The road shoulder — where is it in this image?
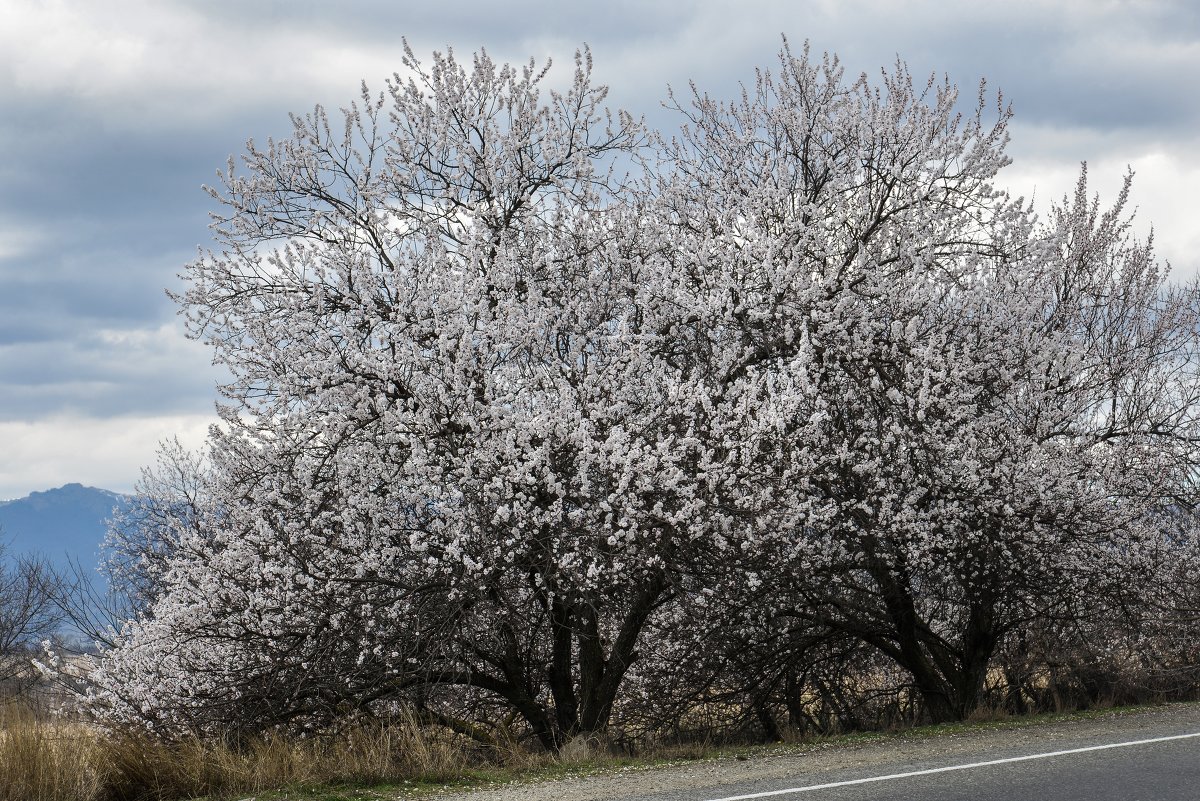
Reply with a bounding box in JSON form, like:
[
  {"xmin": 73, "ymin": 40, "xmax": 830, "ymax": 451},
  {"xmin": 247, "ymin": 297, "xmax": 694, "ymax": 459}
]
[{"xmin": 426, "ymin": 702, "xmax": 1200, "ymax": 801}]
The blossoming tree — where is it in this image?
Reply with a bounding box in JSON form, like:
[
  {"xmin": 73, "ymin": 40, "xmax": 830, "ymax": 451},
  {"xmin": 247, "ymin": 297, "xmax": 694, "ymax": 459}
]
[
  {"xmin": 84, "ymin": 41, "xmax": 1200, "ymax": 742},
  {"xmin": 652, "ymin": 45, "xmax": 1200, "ymax": 722}
]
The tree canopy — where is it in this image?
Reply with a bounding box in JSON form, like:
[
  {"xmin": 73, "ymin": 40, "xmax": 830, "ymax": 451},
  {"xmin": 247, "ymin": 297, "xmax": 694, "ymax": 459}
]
[{"xmin": 81, "ymin": 40, "xmax": 1200, "ymax": 744}]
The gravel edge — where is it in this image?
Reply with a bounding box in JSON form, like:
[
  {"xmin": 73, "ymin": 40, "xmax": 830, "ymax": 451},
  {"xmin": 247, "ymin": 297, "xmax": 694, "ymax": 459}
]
[{"xmin": 415, "ymin": 702, "xmax": 1200, "ymax": 801}]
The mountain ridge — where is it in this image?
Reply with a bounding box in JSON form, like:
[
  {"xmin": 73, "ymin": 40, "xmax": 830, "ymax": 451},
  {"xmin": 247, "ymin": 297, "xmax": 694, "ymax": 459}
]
[{"xmin": 0, "ymin": 483, "xmax": 129, "ymax": 571}]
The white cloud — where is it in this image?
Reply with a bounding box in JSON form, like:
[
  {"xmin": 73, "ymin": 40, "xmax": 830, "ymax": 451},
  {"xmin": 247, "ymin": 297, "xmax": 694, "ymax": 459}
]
[
  {"xmin": 0, "ymin": 222, "xmax": 45, "ymax": 262},
  {"xmin": 1003, "ymin": 126, "xmax": 1200, "ymax": 281},
  {"xmin": 0, "ymin": 0, "xmax": 415, "ymax": 130},
  {"xmin": 92, "ymin": 321, "xmax": 205, "ymax": 360},
  {"xmin": 0, "ymin": 413, "xmax": 215, "ymax": 500}
]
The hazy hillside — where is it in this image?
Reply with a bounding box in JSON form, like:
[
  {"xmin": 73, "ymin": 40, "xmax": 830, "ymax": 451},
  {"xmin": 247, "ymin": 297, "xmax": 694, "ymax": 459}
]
[{"xmin": 0, "ymin": 483, "xmax": 127, "ymax": 571}]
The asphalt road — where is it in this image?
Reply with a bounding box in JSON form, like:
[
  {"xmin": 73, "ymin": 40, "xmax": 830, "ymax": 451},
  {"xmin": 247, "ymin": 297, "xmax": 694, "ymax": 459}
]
[
  {"xmin": 436, "ymin": 703, "xmax": 1200, "ymax": 801},
  {"xmin": 630, "ymin": 721, "xmax": 1200, "ymax": 801}
]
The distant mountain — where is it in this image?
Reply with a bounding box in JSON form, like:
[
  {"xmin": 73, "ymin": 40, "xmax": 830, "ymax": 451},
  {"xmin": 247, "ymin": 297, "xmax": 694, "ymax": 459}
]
[{"xmin": 0, "ymin": 483, "xmax": 128, "ymax": 572}]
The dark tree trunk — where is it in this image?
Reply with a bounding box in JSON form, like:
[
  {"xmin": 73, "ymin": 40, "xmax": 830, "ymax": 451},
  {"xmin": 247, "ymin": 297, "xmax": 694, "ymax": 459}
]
[
  {"xmin": 863, "ymin": 554, "xmax": 1001, "ymax": 723},
  {"xmin": 549, "ymin": 597, "xmax": 580, "ymax": 737},
  {"xmin": 755, "ymin": 700, "xmax": 783, "ymax": 741},
  {"xmin": 468, "ymin": 573, "xmax": 669, "ymax": 750}
]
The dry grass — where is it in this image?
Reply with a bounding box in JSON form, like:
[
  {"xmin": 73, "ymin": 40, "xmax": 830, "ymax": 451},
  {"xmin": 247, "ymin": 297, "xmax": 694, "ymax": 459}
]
[
  {"xmin": 0, "ymin": 703, "xmax": 108, "ymax": 801},
  {"xmin": 103, "ymin": 722, "xmax": 474, "ymax": 800},
  {"xmin": 4, "ymin": 689, "xmax": 1182, "ymax": 801},
  {"xmin": 0, "ymin": 704, "xmax": 485, "ymax": 801},
  {"xmin": 0, "ymin": 700, "xmax": 738, "ymax": 801}
]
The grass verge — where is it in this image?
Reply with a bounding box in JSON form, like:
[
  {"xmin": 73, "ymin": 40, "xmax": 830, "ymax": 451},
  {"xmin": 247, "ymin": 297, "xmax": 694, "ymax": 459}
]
[
  {"xmin": 300, "ymin": 700, "xmax": 1200, "ymax": 801},
  {"xmin": 2, "ymin": 700, "xmax": 1195, "ymax": 801}
]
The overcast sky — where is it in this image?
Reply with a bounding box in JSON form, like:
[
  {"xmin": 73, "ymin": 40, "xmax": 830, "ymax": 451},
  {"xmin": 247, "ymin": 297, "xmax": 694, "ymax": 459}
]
[{"xmin": 1, "ymin": 0, "xmax": 1198, "ymax": 499}]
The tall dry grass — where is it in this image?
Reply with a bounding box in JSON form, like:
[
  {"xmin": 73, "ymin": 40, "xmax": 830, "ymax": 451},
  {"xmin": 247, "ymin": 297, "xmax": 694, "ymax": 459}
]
[
  {"xmin": 0, "ymin": 703, "xmax": 108, "ymax": 801},
  {"xmin": 104, "ymin": 717, "xmax": 479, "ymax": 800},
  {"xmin": 0, "ymin": 703, "xmax": 485, "ymax": 801}
]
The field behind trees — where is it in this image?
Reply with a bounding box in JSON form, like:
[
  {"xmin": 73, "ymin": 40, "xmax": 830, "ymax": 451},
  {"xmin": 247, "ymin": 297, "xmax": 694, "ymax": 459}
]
[{"xmin": 6, "ymin": 38, "xmax": 1200, "ymax": 801}]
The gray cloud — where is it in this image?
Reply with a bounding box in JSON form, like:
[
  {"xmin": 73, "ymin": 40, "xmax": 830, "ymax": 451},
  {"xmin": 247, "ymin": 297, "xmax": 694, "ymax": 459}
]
[
  {"xmin": 1, "ymin": 0, "xmax": 1198, "ymax": 497},
  {"xmin": 0, "ymin": 318, "xmax": 222, "ymax": 418}
]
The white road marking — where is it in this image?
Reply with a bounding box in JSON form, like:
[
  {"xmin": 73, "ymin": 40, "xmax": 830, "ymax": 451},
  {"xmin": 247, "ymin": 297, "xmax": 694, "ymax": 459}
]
[{"xmin": 702, "ymin": 730, "xmax": 1200, "ymax": 800}]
